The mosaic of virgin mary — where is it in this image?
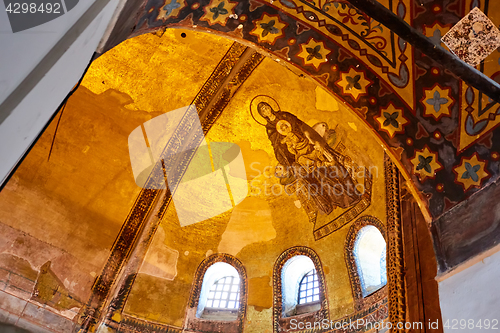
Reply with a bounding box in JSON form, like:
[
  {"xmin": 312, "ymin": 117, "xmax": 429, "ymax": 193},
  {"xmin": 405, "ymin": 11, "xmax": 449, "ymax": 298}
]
[{"xmin": 255, "ymin": 100, "xmax": 362, "ymax": 216}]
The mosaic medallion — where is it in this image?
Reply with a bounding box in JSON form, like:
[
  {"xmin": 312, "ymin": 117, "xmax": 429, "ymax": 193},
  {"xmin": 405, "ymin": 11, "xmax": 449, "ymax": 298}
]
[{"xmin": 442, "ymin": 7, "xmax": 500, "ymax": 66}]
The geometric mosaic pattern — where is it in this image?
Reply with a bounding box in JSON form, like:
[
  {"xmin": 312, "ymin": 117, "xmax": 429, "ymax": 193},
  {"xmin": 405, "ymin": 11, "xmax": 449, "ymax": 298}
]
[
  {"xmin": 453, "ymin": 153, "xmax": 490, "ymax": 191},
  {"xmin": 375, "ymin": 103, "xmax": 409, "ymax": 138}
]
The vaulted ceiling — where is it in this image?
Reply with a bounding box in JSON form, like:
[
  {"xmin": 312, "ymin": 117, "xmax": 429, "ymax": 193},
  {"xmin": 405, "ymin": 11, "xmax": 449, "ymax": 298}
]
[
  {"xmin": 1, "ymin": 0, "xmax": 499, "ymax": 331},
  {"xmin": 0, "ymin": 27, "xmax": 391, "ymax": 330},
  {"xmin": 103, "ymin": 0, "xmax": 500, "ymax": 222}
]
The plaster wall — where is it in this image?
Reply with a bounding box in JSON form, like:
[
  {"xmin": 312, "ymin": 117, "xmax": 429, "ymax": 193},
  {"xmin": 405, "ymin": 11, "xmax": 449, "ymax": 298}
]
[{"xmin": 438, "ymin": 248, "xmax": 500, "ymax": 333}]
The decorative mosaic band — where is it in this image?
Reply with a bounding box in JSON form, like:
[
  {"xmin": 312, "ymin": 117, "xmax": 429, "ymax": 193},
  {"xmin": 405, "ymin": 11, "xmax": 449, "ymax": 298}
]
[
  {"xmin": 118, "ymin": 314, "xmax": 182, "ymax": 333},
  {"xmin": 383, "ymin": 153, "xmax": 405, "ymax": 330}
]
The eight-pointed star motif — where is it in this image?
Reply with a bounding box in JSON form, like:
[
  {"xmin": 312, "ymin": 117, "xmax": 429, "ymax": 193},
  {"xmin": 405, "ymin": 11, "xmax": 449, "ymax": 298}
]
[
  {"xmin": 410, "ymin": 146, "xmax": 443, "ymax": 181},
  {"xmin": 427, "ymin": 91, "xmax": 449, "ymax": 112},
  {"xmin": 453, "ymin": 153, "xmax": 490, "ymax": 191},
  {"xmin": 297, "ymin": 38, "xmax": 332, "ymax": 71},
  {"xmin": 421, "ymin": 85, "xmax": 453, "ymax": 120},
  {"xmin": 335, "ymin": 67, "xmax": 372, "ymax": 101},
  {"xmin": 201, "ymin": 0, "xmax": 237, "ymax": 26},
  {"xmin": 375, "ymin": 103, "xmax": 409, "ymax": 138},
  {"xmin": 250, "ymin": 14, "xmax": 288, "ymax": 44}
]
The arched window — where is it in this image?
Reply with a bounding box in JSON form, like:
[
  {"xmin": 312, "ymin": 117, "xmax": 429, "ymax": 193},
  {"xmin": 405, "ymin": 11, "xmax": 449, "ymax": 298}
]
[
  {"xmin": 345, "ymin": 216, "xmax": 387, "ymax": 310},
  {"xmin": 197, "ymin": 262, "xmax": 240, "ymax": 320},
  {"xmin": 281, "ymin": 255, "xmax": 321, "ymax": 316},
  {"xmin": 273, "ymin": 247, "xmax": 329, "ymax": 333},
  {"xmin": 354, "ymin": 225, "xmax": 387, "ymax": 297},
  {"xmin": 186, "ymin": 254, "xmax": 247, "ymax": 333}
]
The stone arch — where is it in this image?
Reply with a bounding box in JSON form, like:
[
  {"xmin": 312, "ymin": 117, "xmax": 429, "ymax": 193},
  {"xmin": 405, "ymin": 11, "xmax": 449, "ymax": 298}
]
[{"xmin": 76, "ymin": 20, "xmax": 414, "ymax": 331}]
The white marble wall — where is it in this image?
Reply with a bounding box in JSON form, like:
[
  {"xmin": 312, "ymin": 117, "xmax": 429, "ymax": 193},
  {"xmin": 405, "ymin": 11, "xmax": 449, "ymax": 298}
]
[
  {"xmin": 438, "ymin": 248, "xmax": 500, "ymax": 333},
  {"xmin": 0, "ymin": 0, "xmax": 121, "ymax": 186}
]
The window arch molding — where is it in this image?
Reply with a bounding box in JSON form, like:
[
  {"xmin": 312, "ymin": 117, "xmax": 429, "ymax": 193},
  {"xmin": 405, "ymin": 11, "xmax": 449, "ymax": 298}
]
[
  {"xmin": 344, "ymin": 215, "xmax": 387, "ymax": 310},
  {"xmin": 273, "ymin": 247, "xmax": 329, "ymax": 333},
  {"xmin": 186, "ymin": 253, "xmax": 247, "ymax": 333}
]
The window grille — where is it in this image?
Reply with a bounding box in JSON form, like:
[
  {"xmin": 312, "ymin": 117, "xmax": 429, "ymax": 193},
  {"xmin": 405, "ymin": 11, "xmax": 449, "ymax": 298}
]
[
  {"xmin": 298, "ymin": 269, "xmax": 320, "ymax": 304},
  {"xmin": 206, "ymin": 276, "xmax": 240, "ymax": 309}
]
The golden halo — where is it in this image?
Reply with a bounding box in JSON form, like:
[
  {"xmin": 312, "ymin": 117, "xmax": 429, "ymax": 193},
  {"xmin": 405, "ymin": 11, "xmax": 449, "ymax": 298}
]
[
  {"xmin": 276, "ymin": 120, "xmax": 292, "ymax": 135},
  {"xmin": 250, "ymin": 95, "xmax": 281, "ymax": 126}
]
